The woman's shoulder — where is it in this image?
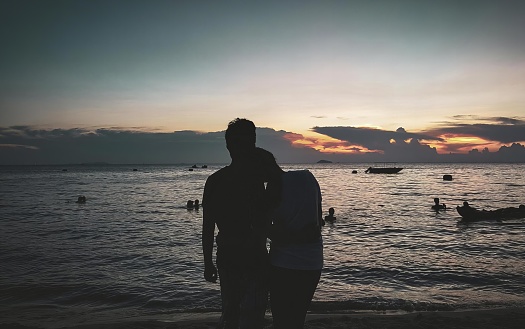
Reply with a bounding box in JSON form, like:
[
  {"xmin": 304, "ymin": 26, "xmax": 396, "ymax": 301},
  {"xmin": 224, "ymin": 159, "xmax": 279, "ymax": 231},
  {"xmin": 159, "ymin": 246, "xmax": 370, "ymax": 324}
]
[{"xmin": 285, "ymin": 169, "xmax": 312, "ymax": 177}]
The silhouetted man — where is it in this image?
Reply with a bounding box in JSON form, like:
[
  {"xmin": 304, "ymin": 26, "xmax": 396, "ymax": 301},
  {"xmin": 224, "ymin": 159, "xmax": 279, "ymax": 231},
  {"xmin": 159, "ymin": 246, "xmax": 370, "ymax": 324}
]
[{"xmin": 202, "ymin": 118, "xmax": 268, "ymax": 329}]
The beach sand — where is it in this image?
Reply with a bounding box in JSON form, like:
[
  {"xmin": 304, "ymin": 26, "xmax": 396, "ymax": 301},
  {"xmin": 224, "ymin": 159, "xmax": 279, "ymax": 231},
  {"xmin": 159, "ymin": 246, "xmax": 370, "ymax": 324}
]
[{"xmin": 41, "ymin": 307, "xmax": 525, "ymax": 329}]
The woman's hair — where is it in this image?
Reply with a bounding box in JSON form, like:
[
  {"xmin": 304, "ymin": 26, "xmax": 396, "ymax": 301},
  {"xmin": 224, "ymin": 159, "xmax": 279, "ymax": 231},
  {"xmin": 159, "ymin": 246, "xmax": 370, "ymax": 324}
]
[
  {"xmin": 254, "ymin": 147, "xmax": 276, "ymax": 169},
  {"xmin": 254, "ymin": 147, "xmax": 282, "ymax": 208}
]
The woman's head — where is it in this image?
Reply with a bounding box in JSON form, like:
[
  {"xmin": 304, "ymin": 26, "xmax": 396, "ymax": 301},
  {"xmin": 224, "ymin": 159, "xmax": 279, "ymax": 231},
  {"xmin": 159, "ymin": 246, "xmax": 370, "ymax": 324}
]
[
  {"xmin": 253, "ymin": 147, "xmax": 283, "ymax": 208},
  {"xmin": 253, "ymin": 147, "xmax": 282, "ymax": 181}
]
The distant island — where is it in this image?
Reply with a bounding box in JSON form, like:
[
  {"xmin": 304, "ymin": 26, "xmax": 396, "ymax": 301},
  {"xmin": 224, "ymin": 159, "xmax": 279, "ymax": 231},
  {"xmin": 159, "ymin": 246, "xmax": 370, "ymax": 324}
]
[{"xmin": 317, "ymin": 160, "xmax": 333, "ymax": 163}]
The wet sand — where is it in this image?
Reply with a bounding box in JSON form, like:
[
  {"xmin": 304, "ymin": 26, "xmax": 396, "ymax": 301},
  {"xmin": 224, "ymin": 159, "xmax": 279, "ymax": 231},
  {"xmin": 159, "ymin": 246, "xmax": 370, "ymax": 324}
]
[{"xmin": 40, "ymin": 307, "xmax": 525, "ymax": 329}]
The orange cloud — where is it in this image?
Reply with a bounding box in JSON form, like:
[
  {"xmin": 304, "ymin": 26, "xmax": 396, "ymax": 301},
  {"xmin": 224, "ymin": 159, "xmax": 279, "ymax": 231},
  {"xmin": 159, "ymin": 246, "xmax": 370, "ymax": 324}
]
[
  {"xmin": 283, "ymin": 132, "xmax": 376, "ymax": 154},
  {"xmin": 424, "ymin": 134, "xmax": 503, "ymax": 154}
]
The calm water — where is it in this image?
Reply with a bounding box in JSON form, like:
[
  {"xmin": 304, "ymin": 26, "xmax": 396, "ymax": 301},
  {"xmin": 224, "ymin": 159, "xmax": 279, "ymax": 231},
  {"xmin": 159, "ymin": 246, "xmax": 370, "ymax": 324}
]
[{"xmin": 1, "ymin": 163, "xmax": 525, "ymax": 328}]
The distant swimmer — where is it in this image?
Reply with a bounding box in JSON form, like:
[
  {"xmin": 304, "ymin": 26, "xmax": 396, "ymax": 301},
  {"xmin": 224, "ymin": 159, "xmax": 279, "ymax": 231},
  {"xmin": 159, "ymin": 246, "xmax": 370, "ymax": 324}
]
[
  {"xmin": 431, "ymin": 198, "xmax": 446, "ymax": 210},
  {"xmin": 194, "ymin": 199, "xmax": 200, "ymax": 209},
  {"xmin": 76, "ymin": 196, "xmax": 87, "ymax": 203},
  {"xmin": 186, "ymin": 200, "xmax": 194, "ymax": 209},
  {"xmin": 324, "ymin": 207, "xmax": 336, "ymax": 223}
]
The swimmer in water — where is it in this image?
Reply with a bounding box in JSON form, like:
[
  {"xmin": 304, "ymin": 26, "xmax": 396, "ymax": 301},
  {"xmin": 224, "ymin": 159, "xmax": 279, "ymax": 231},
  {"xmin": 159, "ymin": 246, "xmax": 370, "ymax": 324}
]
[
  {"xmin": 324, "ymin": 207, "xmax": 336, "ymax": 223},
  {"xmin": 431, "ymin": 198, "xmax": 446, "ymax": 210}
]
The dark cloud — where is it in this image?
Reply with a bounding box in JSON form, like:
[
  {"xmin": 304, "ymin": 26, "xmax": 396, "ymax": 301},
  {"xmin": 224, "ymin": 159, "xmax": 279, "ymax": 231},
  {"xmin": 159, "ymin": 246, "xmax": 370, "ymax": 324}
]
[
  {"xmin": 489, "ymin": 117, "xmax": 525, "ymax": 125},
  {"xmin": 312, "ymin": 124, "xmax": 525, "ymax": 162},
  {"xmin": 310, "ymin": 126, "xmax": 445, "ymax": 162},
  {"xmin": 441, "ymin": 143, "xmax": 525, "ymax": 162},
  {"xmin": 1, "ymin": 124, "xmax": 524, "ymax": 165},
  {"xmin": 257, "ymin": 128, "xmax": 323, "ymax": 163},
  {"xmin": 424, "ymin": 121, "xmax": 525, "ymax": 144},
  {"xmin": 0, "ymin": 143, "xmax": 38, "ymax": 150},
  {"xmin": 450, "ymin": 115, "xmax": 525, "ymax": 126},
  {"xmin": 312, "ymin": 126, "xmax": 442, "ymax": 151},
  {"xmin": 0, "ymin": 126, "xmax": 225, "ymax": 165},
  {"xmin": 0, "ymin": 126, "xmax": 324, "ymax": 165}
]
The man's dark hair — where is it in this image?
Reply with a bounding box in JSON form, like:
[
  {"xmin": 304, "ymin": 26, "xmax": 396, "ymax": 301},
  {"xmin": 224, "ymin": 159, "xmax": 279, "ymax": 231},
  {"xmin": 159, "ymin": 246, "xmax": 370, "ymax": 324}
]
[{"xmin": 225, "ymin": 118, "xmax": 256, "ymax": 159}]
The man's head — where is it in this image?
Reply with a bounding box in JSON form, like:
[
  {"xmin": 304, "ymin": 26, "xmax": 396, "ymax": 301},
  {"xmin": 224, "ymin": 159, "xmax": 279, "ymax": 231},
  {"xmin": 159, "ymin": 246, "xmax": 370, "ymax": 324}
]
[{"xmin": 225, "ymin": 118, "xmax": 256, "ymax": 160}]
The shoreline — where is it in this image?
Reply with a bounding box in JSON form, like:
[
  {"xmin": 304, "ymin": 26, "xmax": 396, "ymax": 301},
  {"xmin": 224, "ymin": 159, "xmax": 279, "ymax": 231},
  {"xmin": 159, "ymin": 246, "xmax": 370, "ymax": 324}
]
[{"xmin": 5, "ymin": 307, "xmax": 524, "ymax": 329}]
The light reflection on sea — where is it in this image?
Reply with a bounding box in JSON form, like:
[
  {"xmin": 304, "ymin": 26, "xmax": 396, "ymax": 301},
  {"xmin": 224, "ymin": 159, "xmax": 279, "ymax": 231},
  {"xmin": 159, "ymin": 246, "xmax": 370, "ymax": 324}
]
[{"xmin": 1, "ymin": 163, "xmax": 524, "ymax": 327}]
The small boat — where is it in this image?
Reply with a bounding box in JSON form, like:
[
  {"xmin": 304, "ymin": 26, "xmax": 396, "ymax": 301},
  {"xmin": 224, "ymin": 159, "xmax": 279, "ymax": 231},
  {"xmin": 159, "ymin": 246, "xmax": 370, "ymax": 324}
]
[
  {"xmin": 365, "ymin": 166, "xmax": 403, "ymax": 174},
  {"xmin": 443, "ymin": 174, "xmax": 453, "ymax": 181},
  {"xmin": 457, "ymin": 202, "xmax": 525, "ymax": 221}
]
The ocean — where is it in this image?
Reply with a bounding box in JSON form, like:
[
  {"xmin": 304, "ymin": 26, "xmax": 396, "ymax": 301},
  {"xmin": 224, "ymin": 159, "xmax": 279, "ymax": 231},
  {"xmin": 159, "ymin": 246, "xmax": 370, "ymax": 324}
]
[{"xmin": 1, "ymin": 163, "xmax": 524, "ymax": 328}]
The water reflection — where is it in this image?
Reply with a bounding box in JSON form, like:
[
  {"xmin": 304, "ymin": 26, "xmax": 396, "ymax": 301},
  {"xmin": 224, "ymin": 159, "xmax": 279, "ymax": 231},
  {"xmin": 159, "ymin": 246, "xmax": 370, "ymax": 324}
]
[{"xmin": 1, "ymin": 163, "xmax": 525, "ymax": 324}]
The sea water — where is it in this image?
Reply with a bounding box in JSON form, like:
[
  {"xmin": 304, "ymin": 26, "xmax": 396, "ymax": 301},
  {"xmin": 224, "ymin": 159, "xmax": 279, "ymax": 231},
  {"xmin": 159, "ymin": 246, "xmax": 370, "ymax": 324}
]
[{"xmin": 1, "ymin": 163, "xmax": 524, "ymax": 328}]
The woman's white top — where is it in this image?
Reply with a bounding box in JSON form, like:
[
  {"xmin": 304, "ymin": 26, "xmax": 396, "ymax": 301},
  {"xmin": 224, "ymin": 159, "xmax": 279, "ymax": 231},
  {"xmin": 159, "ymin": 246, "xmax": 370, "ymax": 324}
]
[{"xmin": 270, "ymin": 170, "xmax": 323, "ymax": 270}]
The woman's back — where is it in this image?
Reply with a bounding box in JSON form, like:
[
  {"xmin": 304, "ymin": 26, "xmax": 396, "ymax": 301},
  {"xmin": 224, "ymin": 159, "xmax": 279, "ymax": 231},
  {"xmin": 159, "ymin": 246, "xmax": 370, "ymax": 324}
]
[{"xmin": 270, "ymin": 170, "xmax": 323, "ymax": 270}]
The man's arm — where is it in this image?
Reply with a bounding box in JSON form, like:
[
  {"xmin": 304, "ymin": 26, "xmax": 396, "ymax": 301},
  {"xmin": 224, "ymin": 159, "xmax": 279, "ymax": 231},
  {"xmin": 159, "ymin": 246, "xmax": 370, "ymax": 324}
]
[{"xmin": 202, "ymin": 178, "xmax": 217, "ymax": 283}]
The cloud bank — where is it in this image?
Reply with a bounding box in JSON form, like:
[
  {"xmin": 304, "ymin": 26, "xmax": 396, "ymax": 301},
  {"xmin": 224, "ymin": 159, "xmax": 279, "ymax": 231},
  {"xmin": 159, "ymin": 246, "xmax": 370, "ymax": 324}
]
[
  {"xmin": 312, "ymin": 126, "xmax": 444, "ymax": 162},
  {"xmin": 1, "ymin": 119, "xmax": 524, "ymax": 165},
  {"xmin": 423, "ymin": 116, "xmax": 525, "ymax": 144},
  {"xmin": 0, "ymin": 126, "xmax": 321, "ymax": 165}
]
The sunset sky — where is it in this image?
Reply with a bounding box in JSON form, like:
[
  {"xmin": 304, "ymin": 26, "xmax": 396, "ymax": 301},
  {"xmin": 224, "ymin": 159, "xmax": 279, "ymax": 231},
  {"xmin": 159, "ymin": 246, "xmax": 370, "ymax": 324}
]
[{"xmin": 1, "ymin": 0, "xmax": 524, "ymax": 164}]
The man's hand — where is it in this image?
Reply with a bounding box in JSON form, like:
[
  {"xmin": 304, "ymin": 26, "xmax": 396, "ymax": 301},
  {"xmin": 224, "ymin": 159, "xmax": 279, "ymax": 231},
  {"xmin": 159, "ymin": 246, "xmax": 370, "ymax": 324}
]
[{"xmin": 204, "ymin": 263, "xmax": 218, "ymax": 283}]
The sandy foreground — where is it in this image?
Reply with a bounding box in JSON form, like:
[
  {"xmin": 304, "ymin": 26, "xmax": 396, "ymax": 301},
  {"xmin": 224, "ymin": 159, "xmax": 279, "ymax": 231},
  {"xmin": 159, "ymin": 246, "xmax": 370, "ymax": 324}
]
[{"xmin": 23, "ymin": 307, "xmax": 521, "ymax": 329}]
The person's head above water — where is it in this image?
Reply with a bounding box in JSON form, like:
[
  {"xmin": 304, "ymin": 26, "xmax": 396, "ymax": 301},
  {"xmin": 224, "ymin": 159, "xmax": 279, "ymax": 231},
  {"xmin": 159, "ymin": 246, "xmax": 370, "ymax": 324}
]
[
  {"xmin": 328, "ymin": 207, "xmax": 335, "ymax": 215},
  {"xmin": 225, "ymin": 118, "xmax": 256, "ymax": 161},
  {"xmin": 434, "ymin": 198, "xmax": 440, "ymax": 205}
]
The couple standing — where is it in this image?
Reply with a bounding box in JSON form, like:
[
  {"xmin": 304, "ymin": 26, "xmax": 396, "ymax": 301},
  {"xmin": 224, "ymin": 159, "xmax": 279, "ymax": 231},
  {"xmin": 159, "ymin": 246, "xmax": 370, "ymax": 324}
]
[{"xmin": 202, "ymin": 118, "xmax": 324, "ymax": 329}]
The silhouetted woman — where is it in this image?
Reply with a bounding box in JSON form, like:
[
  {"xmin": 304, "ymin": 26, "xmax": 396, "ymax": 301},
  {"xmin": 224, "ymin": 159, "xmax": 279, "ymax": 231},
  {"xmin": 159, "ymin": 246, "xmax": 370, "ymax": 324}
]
[{"xmin": 253, "ymin": 147, "xmax": 323, "ymax": 329}]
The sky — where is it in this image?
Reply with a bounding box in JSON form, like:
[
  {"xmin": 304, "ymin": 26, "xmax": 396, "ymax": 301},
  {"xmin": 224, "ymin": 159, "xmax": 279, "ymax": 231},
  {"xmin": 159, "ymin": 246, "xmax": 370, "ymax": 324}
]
[{"xmin": 1, "ymin": 0, "xmax": 524, "ymax": 164}]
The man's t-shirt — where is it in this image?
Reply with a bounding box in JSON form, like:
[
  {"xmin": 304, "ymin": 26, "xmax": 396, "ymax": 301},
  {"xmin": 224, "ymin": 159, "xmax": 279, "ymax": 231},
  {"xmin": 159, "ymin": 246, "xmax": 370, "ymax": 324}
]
[{"xmin": 203, "ymin": 165, "xmax": 268, "ymax": 268}]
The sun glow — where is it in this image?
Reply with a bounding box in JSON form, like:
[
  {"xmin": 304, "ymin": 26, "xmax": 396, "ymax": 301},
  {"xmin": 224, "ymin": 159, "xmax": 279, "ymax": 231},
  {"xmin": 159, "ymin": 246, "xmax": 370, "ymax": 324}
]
[
  {"xmin": 426, "ymin": 135, "xmax": 501, "ymax": 154},
  {"xmin": 284, "ymin": 132, "xmax": 375, "ymax": 154}
]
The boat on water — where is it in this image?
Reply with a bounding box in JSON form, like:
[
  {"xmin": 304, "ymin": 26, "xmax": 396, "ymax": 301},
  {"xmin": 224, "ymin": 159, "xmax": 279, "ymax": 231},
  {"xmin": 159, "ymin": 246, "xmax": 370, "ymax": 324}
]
[
  {"xmin": 365, "ymin": 166, "xmax": 403, "ymax": 174},
  {"xmin": 456, "ymin": 202, "xmax": 525, "ymax": 221}
]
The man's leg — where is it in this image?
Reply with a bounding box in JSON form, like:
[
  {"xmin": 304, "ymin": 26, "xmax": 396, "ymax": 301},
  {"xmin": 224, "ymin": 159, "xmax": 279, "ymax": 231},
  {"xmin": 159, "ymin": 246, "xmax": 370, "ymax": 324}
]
[
  {"xmin": 217, "ymin": 267, "xmax": 242, "ymax": 329},
  {"xmin": 238, "ymin": 267, "xmax": 268, "ymax": 329}
]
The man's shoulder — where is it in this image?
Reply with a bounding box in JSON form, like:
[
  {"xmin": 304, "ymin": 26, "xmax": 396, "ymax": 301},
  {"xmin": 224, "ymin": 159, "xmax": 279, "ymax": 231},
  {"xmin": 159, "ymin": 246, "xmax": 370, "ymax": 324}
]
[
  {"xmin": 208, "ymin": 165, "xmax": 232, "ymax": 178},
  {"xmin": 205, "ymin": 165, "xmax": 234, "ymax": 185}
]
